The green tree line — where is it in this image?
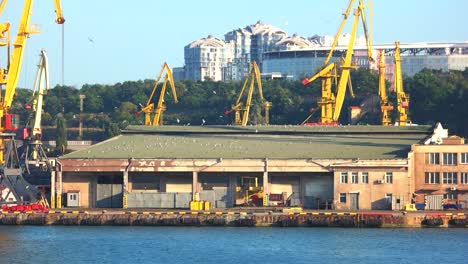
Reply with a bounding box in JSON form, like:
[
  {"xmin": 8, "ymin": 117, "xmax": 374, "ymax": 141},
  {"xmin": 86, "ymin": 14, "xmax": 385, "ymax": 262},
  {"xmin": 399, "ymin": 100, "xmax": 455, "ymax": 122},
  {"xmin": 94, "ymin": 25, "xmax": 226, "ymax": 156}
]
[{"xmin": 10, "ymin": 68, "xmax": 468, "ymax": 140}]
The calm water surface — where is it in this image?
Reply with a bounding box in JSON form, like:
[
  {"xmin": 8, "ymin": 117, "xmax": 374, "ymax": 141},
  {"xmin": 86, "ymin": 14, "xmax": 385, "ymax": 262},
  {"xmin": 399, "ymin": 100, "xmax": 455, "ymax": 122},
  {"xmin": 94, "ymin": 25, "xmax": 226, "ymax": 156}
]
[{"xmin": 0, "ymin": 226, "xmax": 466, "ymax": 264}]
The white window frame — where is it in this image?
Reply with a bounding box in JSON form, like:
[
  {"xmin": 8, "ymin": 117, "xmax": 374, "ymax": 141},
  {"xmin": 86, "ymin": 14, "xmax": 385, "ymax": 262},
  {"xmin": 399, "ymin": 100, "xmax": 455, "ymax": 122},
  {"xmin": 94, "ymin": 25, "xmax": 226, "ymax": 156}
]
[
  {"xmin": 341, "ymin": 172, "xmax": 348, "ymax": 184},
  {"xmin": 461, "ymin": 153, "xmax": 468, "ymax": 164},
  {"xmin": 361, "ymin": 172, "xmax": 369, "ymax": 184},
  {"xmin": 425, "ymin": 172, "xmax": 440, "ymax": 184},
  {"xmin": 385, "ymin": 172, "xmax": 393, "ymax": 184},
  {"xmin": 461, "ymin": 172, "xmax": 468, "ymax": 184},
  {"xmin": 443, "ymin": 172, "xmax": 457, "ymax": 184},
  {"xmin": 425, "ymin": 152, "xmax": 440, "ymax": 164},
  {"xmin": 351, "ymin": 172, "xmax": 358, "ymax": 184},
  {"xmin": 443, "ymin": 153, "xmax": 457, "ymax": 165}
]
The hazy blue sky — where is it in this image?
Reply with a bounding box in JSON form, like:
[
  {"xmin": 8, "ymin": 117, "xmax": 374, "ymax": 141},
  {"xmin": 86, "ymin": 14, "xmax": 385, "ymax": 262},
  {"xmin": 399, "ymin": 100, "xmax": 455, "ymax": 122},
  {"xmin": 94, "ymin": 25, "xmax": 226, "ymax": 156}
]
[{"xmin": 2, "ymin": 0, "xmax": 467, "ymax": 88}]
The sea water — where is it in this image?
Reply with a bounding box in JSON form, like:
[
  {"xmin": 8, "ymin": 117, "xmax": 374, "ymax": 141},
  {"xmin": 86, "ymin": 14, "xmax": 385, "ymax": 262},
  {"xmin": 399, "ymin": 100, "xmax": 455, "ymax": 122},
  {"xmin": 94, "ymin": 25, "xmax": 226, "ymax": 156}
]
[{"xmin": 0, "ymin": 226, "xmax": 466, "ymax": 263}]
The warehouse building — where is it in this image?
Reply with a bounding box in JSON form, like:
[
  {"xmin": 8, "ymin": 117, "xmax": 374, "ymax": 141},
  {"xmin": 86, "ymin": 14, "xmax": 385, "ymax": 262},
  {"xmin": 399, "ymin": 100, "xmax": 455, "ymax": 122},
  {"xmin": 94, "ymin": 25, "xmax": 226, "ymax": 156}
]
[{"xmin": 52, "ymin": 125, "xmax": 440, "ymax": 211}]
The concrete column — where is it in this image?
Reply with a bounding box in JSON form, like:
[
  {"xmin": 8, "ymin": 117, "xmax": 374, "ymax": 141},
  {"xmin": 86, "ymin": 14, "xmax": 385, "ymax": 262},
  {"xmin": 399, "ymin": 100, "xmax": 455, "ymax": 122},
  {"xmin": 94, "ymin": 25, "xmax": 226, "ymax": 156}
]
[
  {"xmin": 57, "ymin": 170, "xmax": 62, "ymax": 208},
  {"xmin": 300, "ymin": 175, "xmax": 304, "ymax": 208},
  {"xmin": 192, "ymin": 171, "xmax": 199, "ymax": 200},
  {"xmin": 263, "ymin": 159, "xmax": 269, "ymax": 206},
  {"xmin": 50, "ymin": 170, "xmax": 56, "ymax": 209},
  {"xmin": 229, "ymin": 174, "xmax": 237, "ymax": 208},
  {"xmin": 123, "ymin": 171, "xmax": 128, "ymax": 209}
]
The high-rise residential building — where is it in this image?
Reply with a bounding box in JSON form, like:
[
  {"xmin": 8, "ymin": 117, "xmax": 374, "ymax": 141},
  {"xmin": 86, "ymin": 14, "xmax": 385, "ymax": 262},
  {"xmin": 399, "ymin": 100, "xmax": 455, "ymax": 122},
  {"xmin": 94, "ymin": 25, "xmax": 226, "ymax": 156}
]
[
  {"xmin": 225, "ymin": 20, "xmax": 287, "ymax": 80},
  {"xmin": 180, "ymin": 21, "xmax": 468, "ymax": 83},
  {"xmin": 184, "ymin": 35, "xmax": 234, "ymax": 81},
  {"xmin": 276, "ymin": 34, "xmax": 317, "ymax": 50}
]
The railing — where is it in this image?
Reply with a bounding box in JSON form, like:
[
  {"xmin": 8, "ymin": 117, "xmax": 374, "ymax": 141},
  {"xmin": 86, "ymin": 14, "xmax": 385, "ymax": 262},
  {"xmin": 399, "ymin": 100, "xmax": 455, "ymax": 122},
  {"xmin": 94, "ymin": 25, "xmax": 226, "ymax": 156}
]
[{"xmin": 45, "ymin": 140, "xmax": 94, "ymax": 146}]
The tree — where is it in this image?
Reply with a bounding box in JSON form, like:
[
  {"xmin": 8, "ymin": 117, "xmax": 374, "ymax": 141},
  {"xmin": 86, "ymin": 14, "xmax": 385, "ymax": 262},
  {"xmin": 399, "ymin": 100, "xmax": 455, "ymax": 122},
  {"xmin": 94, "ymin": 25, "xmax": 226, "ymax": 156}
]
[
  {"xmin": 105, "ymin": 123, "xmax": 121, "ymax": 138},
  {"xmin": 8, "ymin": 69, "xmax": 467, "ymax": 140},
  {"xmin": 56, "ymin": 115, "xmax": 67, "ymax": 154}
]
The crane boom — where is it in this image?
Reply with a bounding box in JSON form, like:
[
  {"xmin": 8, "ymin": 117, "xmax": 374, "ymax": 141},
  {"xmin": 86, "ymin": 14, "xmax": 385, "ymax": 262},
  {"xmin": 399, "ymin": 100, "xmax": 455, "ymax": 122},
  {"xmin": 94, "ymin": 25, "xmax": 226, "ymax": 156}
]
[
  {"xmin": 302, "ymin": 0, "xmax": 373, "ymax": 125},
  {"xmin": 2, "ymin": 0, "xmax": 64, "ymax": 112},
  {"xmin": 229, "ymin": 61, "xmax": 271, "ymax": 126},
  {"xmin": 394, "ymin": 41, "xmax": 410, "ymax": 126},
  {"xmin": 0, "ymin": 1, "xmax": 7, "ymax": 16},
  {"xmin": 323, "ymin": 0, "xmax": 356, "ymax": 66},
  {"xmin": 20, "ymin": 49, "xmax": 51, "ymax": 174},
  {"xmin": 53, "ymin": 0, "xmax": 65, "ymax": 24},
  {"xmin": 2, "ymin": 1, "xmax": 36, "ymax": 113},
  {"xmin": 139, "ymin": 62, "xmax": 178, "ymax": 126},
  {"xmin": 31, "ymin": 49, "xmax": 49, "ymax": 137},
  {"xmin": 378, "ymin": 50, "xmax": 393, "ymax": 126},
  {"xmin": 332, "ymin": 7, "xmax": 360, "ymax": 121}
]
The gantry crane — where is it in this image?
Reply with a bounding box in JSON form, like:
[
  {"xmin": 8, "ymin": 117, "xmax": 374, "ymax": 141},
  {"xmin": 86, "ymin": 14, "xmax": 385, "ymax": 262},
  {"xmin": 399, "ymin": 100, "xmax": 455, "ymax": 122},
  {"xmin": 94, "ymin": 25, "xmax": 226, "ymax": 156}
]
[
  {"xmin": 227, "ymin": 61, "xmax": 271, "ymax": 126},
  {"xmin": 20, "ymin": 49, "xmax": 51, "ymax": 174},
  {"xmin": 302, "ymin": 0, "xmax": 373, "ymax": 125},
  {"xmin": 394, "ymin": 41, "xmax": 410, "ymax": 126},
  {"xmin": 378, "ymin": 50, "xmax": 393, "ymax": 126},
  {"xmin": 137, "ymin": 62, "xmax": 178, "ymax": 126},
  {"xmin": 0, "ymin": 0, "xmax": 64, "ymax": 206}
]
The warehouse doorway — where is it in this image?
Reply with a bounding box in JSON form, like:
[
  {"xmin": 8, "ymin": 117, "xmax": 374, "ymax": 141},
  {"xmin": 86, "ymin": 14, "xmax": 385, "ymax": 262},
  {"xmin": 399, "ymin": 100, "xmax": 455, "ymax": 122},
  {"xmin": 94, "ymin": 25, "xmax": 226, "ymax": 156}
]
[
  {"xmin": 96, "ymin": 175, "xmax": 123, "ymax": 208},
  {"xmin": 350, "ymin": 193, "xmax": 359, "ymax": 210}
]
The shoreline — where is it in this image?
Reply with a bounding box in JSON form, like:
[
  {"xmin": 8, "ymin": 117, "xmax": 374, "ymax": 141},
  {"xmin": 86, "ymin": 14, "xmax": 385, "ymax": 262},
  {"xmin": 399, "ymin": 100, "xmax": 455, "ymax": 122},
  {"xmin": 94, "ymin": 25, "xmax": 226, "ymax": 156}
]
[{"xmin": 1, "ymin": 210, "xmax": 466, "ymax": 228}]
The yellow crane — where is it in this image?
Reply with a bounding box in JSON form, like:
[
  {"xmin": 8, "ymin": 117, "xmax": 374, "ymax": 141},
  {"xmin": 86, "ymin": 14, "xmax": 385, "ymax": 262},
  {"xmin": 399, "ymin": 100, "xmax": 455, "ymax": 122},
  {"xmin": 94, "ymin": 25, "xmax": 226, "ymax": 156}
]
[
  {"xmin": 138, "ymin": 62, "xmax": 178, "ymax": 126},
  {"xmin": 0, "ymin": 0, "xmax": 63, "ymax": 207},
  {"xmin": 394, "ymin": 41, "xmax": 410, "ymax": 126},
  {"xmin": 378, "ymin": 50, "xmax": 393, "ymax": 126},
  {"xmin": 228, "ymin": 61, "xmax": 271, "ymax": 126},
  {"xmin": 302, "ymin": 0, "xmax": 373, "ymax": 125},
  {"xmin": 0, "ymin": 0, "xmax": 64, "ymax": 163},
  {"xmin": 21, "ymin": 49, "xmax": 51, "ymax": 173}
]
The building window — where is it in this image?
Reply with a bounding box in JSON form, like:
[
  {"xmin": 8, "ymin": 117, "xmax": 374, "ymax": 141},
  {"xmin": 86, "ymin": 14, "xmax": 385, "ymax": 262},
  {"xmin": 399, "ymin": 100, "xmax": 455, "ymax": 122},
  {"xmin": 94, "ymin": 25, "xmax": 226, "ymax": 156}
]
[
  {"xmin": 361, "ymin": 172, "xmax": 369, "ymax": 184},
  {"xmin": 425, "ymin": 172, "xmax": 440, "ymax": 184},
  {"xmin": 461, "ymin": 173, "xmax": 468, "ymax": 184},
  {"xmin": 351, "ymin": 172, "xmax": 358, "ymax": 184},
  {"xmin": 341, "ymin": 172, "xmax": 348, "ymax": 184},
  {"xmin": 443, "ymin": 153, "xmax": 457, "ymax": 165},
  {"xmin": 444, "ymin": 193, "xmax": 456, "ymax": 200},
  {"xmin": 340, "ymin": 193, "xmax": 346, "ymax": 203},
  {"xmin": 461, "ymin": 153, "xmax": 468, "ymax": 164},
  {"xmin": 443, "ymin": 172, "xmax": 457, "ymax": 184},
  {"xmin": 425, "ymin": 152, "xmax": 440, "ymax": 164},
  {"xmin": 385, "ymin": 172, "xmax": 393, "ymax": 184}
]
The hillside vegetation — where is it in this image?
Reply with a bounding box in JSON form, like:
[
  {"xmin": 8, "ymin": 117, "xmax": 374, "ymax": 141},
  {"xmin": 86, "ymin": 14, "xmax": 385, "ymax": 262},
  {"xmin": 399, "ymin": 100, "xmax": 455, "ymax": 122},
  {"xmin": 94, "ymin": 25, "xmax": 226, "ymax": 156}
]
[{"xmin": 11, "ymin": 68, "xmax": 468, "ymax": 140}]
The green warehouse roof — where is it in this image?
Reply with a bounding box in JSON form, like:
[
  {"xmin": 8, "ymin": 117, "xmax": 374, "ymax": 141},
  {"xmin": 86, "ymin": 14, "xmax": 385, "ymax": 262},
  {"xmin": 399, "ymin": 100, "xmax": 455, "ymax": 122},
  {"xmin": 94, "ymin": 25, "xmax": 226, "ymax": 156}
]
[{"xmin": 62, "ymin": 125, "xmax": 433, "ymax": 160}]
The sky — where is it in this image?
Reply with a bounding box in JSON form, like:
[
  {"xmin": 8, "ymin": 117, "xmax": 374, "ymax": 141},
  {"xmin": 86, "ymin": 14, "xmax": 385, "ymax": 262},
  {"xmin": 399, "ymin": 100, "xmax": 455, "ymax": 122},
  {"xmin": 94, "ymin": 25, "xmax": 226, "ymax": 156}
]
[{"xmin": 2, "ymin": 0, "xmax": 467, "ymax": 89}]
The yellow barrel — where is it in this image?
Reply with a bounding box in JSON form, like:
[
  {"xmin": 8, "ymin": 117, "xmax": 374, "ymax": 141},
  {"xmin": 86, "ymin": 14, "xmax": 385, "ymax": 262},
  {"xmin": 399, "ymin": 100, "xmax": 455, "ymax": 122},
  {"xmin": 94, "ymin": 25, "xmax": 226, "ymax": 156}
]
[
  {"xmin": 204, "ymin": 201, "xmax": 211, "ymax": 211},
  {"xmin": 190, "ymin": 201, "xmax": 199, "ymax": 210}
]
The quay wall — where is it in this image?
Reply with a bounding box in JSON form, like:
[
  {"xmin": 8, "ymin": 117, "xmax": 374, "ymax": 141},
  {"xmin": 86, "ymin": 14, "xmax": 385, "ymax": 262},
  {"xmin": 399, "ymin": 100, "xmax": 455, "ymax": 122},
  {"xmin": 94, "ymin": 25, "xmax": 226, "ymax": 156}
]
[{"xmin": 0, "ymin": 211, "xmax": 466, "ymax": 228}]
